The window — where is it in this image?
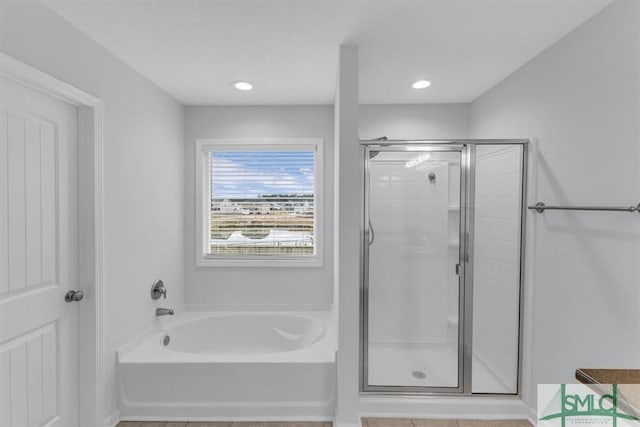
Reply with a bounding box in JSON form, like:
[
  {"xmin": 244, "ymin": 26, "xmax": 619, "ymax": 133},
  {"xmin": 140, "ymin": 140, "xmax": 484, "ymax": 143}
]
[{"xmin": 195, "ymin": 139, "xmax": 323, "ymax": 267}]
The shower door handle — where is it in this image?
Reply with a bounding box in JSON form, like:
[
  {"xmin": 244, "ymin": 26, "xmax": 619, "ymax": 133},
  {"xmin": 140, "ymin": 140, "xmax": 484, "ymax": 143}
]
[{"xmin": 368, "ymin": 220, "xmax": 375, "ymax": 246}]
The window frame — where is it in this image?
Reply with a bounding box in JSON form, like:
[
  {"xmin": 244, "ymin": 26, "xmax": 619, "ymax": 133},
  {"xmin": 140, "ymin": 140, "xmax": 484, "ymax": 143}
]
[{"xmin": 195, "ymin": 138, "xmax": 323, "ymax": 267}]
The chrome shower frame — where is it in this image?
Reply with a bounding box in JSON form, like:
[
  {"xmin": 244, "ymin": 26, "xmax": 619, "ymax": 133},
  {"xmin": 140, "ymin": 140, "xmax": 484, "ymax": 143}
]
[{"xmin": 359, "ymin": 138, "xmax": 529, "ymax": 397}]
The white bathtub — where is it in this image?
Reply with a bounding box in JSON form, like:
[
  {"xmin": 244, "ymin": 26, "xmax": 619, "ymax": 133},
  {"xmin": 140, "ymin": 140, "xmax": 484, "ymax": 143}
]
[{"xmin": 117, "ymin": 311, "xmax": 336, "ymax": 421}]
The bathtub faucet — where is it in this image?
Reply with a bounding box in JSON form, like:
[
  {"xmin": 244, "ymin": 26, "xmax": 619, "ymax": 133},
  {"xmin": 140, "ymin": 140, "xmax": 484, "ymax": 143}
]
[{"xmin": 156, "ymin": 307, "xmax": 174, "ymax": 316}]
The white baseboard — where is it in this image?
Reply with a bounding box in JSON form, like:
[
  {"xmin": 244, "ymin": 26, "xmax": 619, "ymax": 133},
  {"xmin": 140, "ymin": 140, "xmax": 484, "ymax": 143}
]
[
  {"xmin": 360, "ymin": 395, "xmax": 531, "ymax": 420},
  {"xmin": 333, "ymin": 416, "xmax": 363, "ymax": 427},
  {"xmin": 119, "ymin": 401, "xmax": 335, "ymax": 421},
  {"xmin": 121, "ymin": 415, "xmax": 334, "ymax": 422},
  {"xmin": 103, "ymin": 409, "xmax": 120, "ymax": 427},
  {"xmin": 526, "ymin": 404, "xmax": 537, "ymax": 425}
]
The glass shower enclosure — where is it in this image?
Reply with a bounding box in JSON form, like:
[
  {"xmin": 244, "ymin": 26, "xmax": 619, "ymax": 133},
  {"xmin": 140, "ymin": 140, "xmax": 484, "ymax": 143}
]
[{"xmin": 361, "ymin": 140, "xmax": 527, "ymax": 395}]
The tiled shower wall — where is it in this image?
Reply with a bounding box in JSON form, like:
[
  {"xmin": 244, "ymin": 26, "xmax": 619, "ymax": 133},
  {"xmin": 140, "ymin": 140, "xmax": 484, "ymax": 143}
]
[
  {"xmin": 368, "ymin": 161, "xmax": 451, "ymax": 344},
  {"xmin": 471, "ymin": 145, "xmax": 523, "ymax": 393}
]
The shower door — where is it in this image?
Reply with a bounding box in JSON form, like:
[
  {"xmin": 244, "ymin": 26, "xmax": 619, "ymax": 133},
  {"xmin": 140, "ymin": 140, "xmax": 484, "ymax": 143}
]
[{"xmin": 362, "ymin": 146, "xmax": 465, "ymax": 392}]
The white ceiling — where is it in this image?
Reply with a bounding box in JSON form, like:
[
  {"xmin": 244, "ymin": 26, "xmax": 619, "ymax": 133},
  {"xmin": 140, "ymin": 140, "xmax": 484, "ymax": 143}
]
[{"xmin": 42, "ymin": 0, "xmax": 614, "ymax": 105}]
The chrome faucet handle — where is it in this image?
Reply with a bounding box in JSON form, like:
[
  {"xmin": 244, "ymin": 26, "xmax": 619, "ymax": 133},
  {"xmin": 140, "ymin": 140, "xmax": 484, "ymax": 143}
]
[{"xmin": 151, "ymin": 279, "xmax": 166, "ymax": 300}]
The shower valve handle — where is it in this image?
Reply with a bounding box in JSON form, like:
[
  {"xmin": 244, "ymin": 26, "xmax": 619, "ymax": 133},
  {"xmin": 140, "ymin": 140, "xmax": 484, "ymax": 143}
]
[{"xmin": 151, "ymin": 279, "xmax": 167, "ymax": 300}]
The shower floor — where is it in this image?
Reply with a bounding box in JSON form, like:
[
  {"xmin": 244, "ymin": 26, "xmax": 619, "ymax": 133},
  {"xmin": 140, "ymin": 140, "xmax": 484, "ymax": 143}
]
[
  {"xmin": 368, "ymin": 342, "xmax": 459, "ymax": 388},
  {"xmin": 367, "ymin": 342, "xmax": 506, "ymax": 391}
]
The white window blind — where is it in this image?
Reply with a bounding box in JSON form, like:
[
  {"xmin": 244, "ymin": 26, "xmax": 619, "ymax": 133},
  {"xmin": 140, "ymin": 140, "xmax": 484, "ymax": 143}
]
[{"xmin": 206, "ymin": 145, "xmax": 317, "ymax": 257}]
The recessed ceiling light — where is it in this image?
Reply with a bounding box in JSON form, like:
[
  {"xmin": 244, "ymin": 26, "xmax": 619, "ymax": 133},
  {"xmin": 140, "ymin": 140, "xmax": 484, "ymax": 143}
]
[
  {"xmin": 232, "ymin": 80, "xmax": 253, "ymax": 91},
  {"xmin": 412, "ymin": 80, "xmax": 431, "ymax": 89}
]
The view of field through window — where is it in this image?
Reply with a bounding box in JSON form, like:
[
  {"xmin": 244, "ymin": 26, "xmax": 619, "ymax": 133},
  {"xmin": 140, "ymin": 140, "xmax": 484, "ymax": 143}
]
[{"xmin": 208, "ymin": 149, "xmax": 315, "ymax": 256}]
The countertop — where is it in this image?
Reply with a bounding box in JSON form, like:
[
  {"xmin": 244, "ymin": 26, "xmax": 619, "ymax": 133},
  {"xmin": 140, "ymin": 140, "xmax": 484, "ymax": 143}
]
[
  {"xmin": 576, "ymin": 368, "xmax": 640, "ymax": 418},
  {"xmin": 576, "ymin": 368, "xmax": 640, "ymax": 385}
]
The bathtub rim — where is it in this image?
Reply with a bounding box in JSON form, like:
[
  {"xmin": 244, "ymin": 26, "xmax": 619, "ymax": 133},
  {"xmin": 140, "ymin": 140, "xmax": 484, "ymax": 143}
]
[{"xmin": 117, "ymin": 310, "xmax": 336, "ymax": 364}]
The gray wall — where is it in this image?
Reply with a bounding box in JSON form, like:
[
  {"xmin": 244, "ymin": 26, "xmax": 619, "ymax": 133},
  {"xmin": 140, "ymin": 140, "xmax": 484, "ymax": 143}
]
[
  {"xmin": 184, "ymin": 106, "xmax": 335, "ymax": 308},
  {"xmin": 470, "ymin": 0, "xmax": 640, "ymax": 405},
  {"xmin": 184, "ymin": 104, "xmax": 470, "ymax": 309},
  {"xmin": 0, "ymin": 0, "xmax": 186, "ymax": 420},
  {"xmin": 360, "ymin": 104, "xmax": 469, "ymax": 140}
]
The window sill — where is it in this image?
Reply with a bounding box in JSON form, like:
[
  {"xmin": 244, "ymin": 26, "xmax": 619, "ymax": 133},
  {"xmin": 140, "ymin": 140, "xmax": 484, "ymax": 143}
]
[{"xmin": 196, "ymin": 255, "xmax": 323, "ymax": 268}]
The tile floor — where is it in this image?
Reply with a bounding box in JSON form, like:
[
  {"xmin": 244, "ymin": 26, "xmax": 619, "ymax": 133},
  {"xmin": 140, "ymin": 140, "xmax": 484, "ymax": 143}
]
[
  {"xmin": 363, "ymin": 419, "xmax": 532, "ymax": 427},
  {"xmin": 117, "ymin": 420, "xmax": 532, "ymax": 427},
  {"xmin": 116, "ymin": 423, "xmax": 331, "ymax": 427}
]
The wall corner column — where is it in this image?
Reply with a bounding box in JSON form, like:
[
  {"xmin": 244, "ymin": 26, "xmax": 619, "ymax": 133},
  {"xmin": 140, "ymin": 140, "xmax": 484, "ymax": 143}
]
[{"xmin": 334, "ymin": 44, "xmax": 361, "ymax": 427}]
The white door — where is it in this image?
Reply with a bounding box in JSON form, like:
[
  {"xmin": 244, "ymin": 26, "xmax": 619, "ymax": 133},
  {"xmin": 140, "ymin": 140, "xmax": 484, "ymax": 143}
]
[{"xmin": 0, "ymin": 77, "xmax": 79, "ymax": 426}]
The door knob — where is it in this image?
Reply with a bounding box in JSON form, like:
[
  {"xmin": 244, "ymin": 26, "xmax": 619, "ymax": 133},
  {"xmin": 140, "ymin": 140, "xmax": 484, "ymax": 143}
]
[{"xmin": 65, "ymin": 290, "xmax": 84, "ymax": 302}]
